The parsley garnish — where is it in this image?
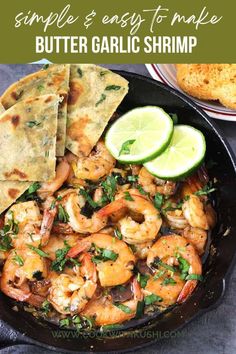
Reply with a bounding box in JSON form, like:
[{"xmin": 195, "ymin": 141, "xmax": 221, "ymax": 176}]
[
  {"xmin": 79, "ymin": 189, "xmax": 98, "ymax": 209},
  {"xmin": 185, "ymin": 274, "xmax": 203, "ymax": 281},
  {"xmin": 13, "ymin": 252, "xmax": 24, "ymax": 266},
  {"xmin": 137, "ymin": 273, "xmax": 150, "ymax": 288},
  {"xmin": 114, "ymin": 303, "xmax": 132, "ymax": 314},
  {"xmin": 27, "ymin": 245, "xmax": 49, "ymax": 258},
  {"xmin": 51, "ymin": 242, "xmax": 71, "ymax": 272},
  {"xmin": 59, "ymin": 318, "xmax": 70, "ymax": 328},
  {"xmin": 41, "ymin": 300, "xmax": 51, "ymax": 314},
  {"xmin": 28, "ymin": 182, "xmax": 41, "ymax": 194},
  {"xmin": 144, "ymin": 294, "xmax": 163, "ymax": 305},
  {"xmin": 119, "ymin": 139, "xmax": 135, "ymax": 156},
  {"xmin": 105, "ymin": 85, "xmax": 121, "ymax": 91},
  {"xmin": 124, "ymin": 191, "xmax": 134, "ymax": 201},
  {"xmin": 195, "ymin": 182, "xmax": 216, "ymax": 196},
  {"xmin": 101, "ymin": 175, "xmax": 117, "ymax": 203},
  {"xmin": 91, "ymin": 244, "xmax": 118, "ymax": 264},
  {"xmin": 154, "ymin": 193, "xmax": 164, "ymax": 210},
  {"xmin": 95, "ymin": 93, "xmax": 106, "ymax": 107},
  {"xmin": 162, "ymin": 277, "xmax": 176, "ymax": 285},
  {"xmin": 77, "ymin": 68, "xmax": 83, "ymax": 77},
  {"xmin": 58, "ymin": 205, "xmax": 70, "ymax": 223},
  {"xmin": 114, "ymin": 228, "xmax": 122, "ymax": 240},
  {"xmin": 26, "ymin": 120, "xmax": 41, "ymax": 128}
]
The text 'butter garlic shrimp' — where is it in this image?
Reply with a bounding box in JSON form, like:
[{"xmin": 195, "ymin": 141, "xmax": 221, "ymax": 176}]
[
  {"xmin": 48, "ymin": 253, "xmax": 97, "ymax": 315},
  {"xmin": 146, "ymin": 234, "xmax": 202, "ymax": 306},
  {"xmin": 98, "ymin": 191, "xmax": 162, "ymax": 244},
  {"xmin": 81, "ymin": 278, "xmax": 143, "ymax": 326},
  {"xmin": 67, "ymin": 233, "xmax": 135, "ymax": 287},
  {"xmin": 73, "ymin": 141, "xmax": 115, "ymax": 181}
]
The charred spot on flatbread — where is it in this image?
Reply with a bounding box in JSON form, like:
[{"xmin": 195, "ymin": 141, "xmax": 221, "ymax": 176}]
[
  {"xmin": 11, "ymin": 115, "xmax": 20, "ymax": 127},
  {"xmin": 68, "ymin": 81, "xmax": 84, "ymax": 105},
  {"xmin": 8, "ymin": 188, "xmax": 20, "ymax": 199},
  {"xmin": 4, "ymin": 168, "xmax": 27, "ymax": 179}
]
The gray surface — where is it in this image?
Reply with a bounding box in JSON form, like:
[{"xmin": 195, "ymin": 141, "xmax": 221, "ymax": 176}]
[{"xmin": 0, "ymin": 64, "xmax": 236, "ymax": 354}]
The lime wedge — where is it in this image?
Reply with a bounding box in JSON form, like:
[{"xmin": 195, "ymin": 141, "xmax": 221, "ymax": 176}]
[
  {"xmin": 105, "ymin": 106, "xmax": 173, "ymax": 163},
  {"xmin": 144, "ymin": 125, "xmax": 206, "ymax": 180}
]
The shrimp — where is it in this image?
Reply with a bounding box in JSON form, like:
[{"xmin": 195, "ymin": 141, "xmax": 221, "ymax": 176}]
[
  {"xmin": 182, "ymin": 227, "xmax": 208, "ymax": 255},
  {"xmin": 40, "ymin": 197, "xmax": 58, "ymax": 246},
  {"xmin": 65, "ymin": 192, "xmax": 107, "ymax": 234},
  {"xmin": 5, "ymin": 201, "xmax": 42, "ymax": 248},
  {"xmin": 98, "ymin": 191, "xmax": 162, "ymax": 244},
  {"xmin": 0, "ymin": 249, "xmax": 48, "ymax": 302},
  {"xmin": 133, "ymin": 242, "xmax": 153, "ymax": 260},
  {"xmin": 81, "ymin": 278, "xmax": 143, "ymax": 326},
  {"xmin": 5, "ymin": 201, "xmax": 42, "ymax": 232},
  {"xmin": 182, "ymin": 194, "xmax": 209, "ymax": 230},
  {"xmin": 67, "ymin": 233, "xmax": 135, "ymax": 287},
  {"xmin": 42, "ymin": 234, "xmax": 81, "ymax": 261},
  {"xmin": 138, "ymin": 167, "xmax": 176, "ymax": 196},
  {"xmin": 37, "ymin": 159, "xmax": 71, "ymax": 200},
  {"xmin": 73, "ymin": 141, "xmax": 115, "ymax": 181},
  {"xmin": 146, "ymin": 234, "xmax": 202, "ymax": 305},
  {"xmin": 48, "ymin": 253, "xmax": 97, "ymax": 315},
  {"xmin": 165, "ymin": 208, "xmax": 189, "ymax": 230}
]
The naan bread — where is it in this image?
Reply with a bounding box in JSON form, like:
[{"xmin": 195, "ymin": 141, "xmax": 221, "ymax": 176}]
[
  {"xmin": 0, "ymin": 94, "xmax": 59, "ymax": 182},
  {"xmin": 0, "ymin": 105, "xmax": 30, "ymax": 214},
  {"xmin": 0, "ymin": 181, "xmax": 31, "ymax": 214},
  {"xmin": 66, "ymin": 64, "xmax": 129, "ymax": 157},
  {"xmin": 1, "ymin": 64, "xmax": 70, "ymax": 156},
  {"xmin": 0, "ymin": 102, "xmax": 5, "ymax": 114}
]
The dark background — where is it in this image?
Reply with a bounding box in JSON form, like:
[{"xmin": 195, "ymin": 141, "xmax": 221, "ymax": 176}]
[{"xmin": 0, "ymin": 64, "xmax": 235, "ymax": 354}]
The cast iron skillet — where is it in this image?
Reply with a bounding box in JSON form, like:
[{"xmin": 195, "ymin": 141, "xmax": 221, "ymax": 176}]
[{"xmin": 0, "ymin": 71, "xmax": 236, "ymax": 353}]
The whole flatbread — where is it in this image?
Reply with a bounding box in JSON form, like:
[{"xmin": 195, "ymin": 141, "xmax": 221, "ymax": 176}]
[
  {"xmin": 66, "ymin": 64, "xmax": 129, "ymax": 157},
  {"xmin": 1, "ymin": 64, "xmax": 70, "ymax": 156},
  {"xmin": 0, "ymin": 94, "xmax": 59, "ymax": 182},
  {"xmin": 0, "ymin": 106, "xmax": 30, "ymax": 214}
]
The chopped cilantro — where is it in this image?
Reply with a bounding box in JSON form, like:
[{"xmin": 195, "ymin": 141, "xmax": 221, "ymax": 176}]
[
  {"xmin": 26, "ymin": 120, "xmax": 41, "ymax": 128},
  {"xmin": 27, "ymin": 245, "xmax": 49, "ymax": 258},
  {"xmin": 137, "ymin": 273, "xmax": 150, "ymax": 288},
  {"xmin": 114, "ymin": 303, "xmax": 132, "ymax": 314},
  {"xmin": 154, "ymin": 193, "xmax": 164, "ymax": 210},
  {"xmin": 51, "ymin": 242, "xmax": 71, "ymax": 272},
  {"xmin": 77, "ymin": 68, "xmax": 83, "ymax": 77},
  {"xmin": 13, "ymin": 252, "xmax": 24, "ymax": 266},
  {"xmin": 58, "ymin": 205, "xmax": 70, "ymax": 223},
  {"xmin": 162, "ymin": 277, "xmax": 177, "ymax": 285},
  {"xmin": 144, "ymin": 294, "xmax": 163, "ymax": 305},
  {"xmin": 105, "ymin": 85, "xmax": 121, "ymax": 91},
  {"xmin": 95, "ymin": 93, "xmax": 106, "ymax": 107},
  {"xmin": 124, "ymin": 191, "xmax": 134, "ymax": 201}
]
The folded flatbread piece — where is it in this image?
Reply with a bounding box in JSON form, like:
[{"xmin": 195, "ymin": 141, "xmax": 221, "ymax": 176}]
[
  {"xmin": 0, "ymin": 102, "xmax": 5, "ymax": 114},
  {"xmin": 66, "ymin": 64, "xmax": 129, "ymax": 157},
  {"xmin": 1, "ymin": 64, "xmax": 70, "ymax": 156},
  {"xmin": 0, "ymin": 106, "xmax": 30, "ymax": 214},
  {"xmin": 0, "ymin": 94, "xmax": 59, "ymax": 182}
]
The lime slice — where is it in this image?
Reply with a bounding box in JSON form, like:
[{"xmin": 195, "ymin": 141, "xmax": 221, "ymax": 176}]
[
  {"xmin": 105, "ymin": 106, "xmax": 173, "ymax": 163},
  {"xmin": 144, "ymin": 125, "xmax": 206, "ymax": 180}
]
